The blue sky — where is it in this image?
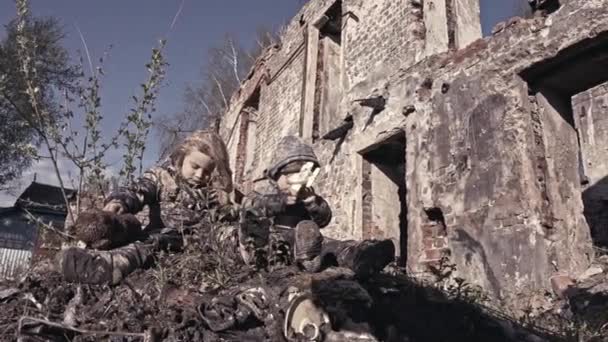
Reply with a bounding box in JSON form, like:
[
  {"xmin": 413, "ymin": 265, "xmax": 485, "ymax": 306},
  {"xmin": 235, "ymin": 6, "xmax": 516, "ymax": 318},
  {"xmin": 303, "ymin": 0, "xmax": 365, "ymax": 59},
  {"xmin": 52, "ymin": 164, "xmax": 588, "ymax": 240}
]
[{"xmin": 0, "ymin": 0, "xmax": 525, "ymax": 205}]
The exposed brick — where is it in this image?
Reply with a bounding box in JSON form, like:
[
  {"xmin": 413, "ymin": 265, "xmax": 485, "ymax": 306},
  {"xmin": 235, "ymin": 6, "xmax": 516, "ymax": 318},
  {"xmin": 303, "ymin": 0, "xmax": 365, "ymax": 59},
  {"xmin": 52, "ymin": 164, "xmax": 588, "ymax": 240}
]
[
  {"xmin": 424, "ymin": 247, "xmax": 450, "ymax": 261},
  {"xmin": 218, "ymin": 0, "xmax": 599, "ymax": 305},
  {"xmin": 433, "ymin": 237, "xmax": 448, "ymax": 249}
]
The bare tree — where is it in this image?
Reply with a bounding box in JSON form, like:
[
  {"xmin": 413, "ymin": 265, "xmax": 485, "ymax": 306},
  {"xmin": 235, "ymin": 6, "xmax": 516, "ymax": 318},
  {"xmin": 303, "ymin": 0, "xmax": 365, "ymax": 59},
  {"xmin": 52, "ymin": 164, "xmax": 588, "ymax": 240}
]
[{"xmin": 155, "ymin": 28, "xmax": 278, "ymax": 159}]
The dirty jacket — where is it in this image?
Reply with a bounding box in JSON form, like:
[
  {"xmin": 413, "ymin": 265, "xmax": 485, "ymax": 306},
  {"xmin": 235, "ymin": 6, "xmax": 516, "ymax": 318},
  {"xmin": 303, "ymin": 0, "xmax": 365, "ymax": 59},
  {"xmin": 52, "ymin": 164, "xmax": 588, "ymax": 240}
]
[
  {"xmin": 245, "ymin": 134, "xmax": 331, "ymax": 231},
  {"xmin": 106, "ymin": 160, "xmax": 230, "ymax": 231},
  {"xmin": 238, "ymin": 135, "xmax": 331, "ymax": 266},
  {"xmin": 242, "ymin": 179, "xmax": 332, "ymax": 231},
  {"xmin": 239, "ymin": 179, "xmax": 331, "ymax": 266}
]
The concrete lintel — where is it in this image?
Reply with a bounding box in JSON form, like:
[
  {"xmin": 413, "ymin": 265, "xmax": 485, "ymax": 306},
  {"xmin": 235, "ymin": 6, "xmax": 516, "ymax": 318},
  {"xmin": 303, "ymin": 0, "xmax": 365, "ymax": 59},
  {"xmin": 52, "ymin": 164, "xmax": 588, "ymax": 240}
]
[
  {"xmin": 351, "ymin": 115, "xmax": 408, "ymax": 153},
  {"xmin": 357, "ymin": 128, "xmax": 406, "ymax": 155}
]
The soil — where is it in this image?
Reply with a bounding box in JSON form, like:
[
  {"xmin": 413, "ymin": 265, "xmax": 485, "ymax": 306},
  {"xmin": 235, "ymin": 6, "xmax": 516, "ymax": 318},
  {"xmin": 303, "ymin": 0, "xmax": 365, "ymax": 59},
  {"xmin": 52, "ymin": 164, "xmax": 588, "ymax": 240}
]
[{"xmin": 1, "ymin": 220, "xmax": 605, "ymax": 341}]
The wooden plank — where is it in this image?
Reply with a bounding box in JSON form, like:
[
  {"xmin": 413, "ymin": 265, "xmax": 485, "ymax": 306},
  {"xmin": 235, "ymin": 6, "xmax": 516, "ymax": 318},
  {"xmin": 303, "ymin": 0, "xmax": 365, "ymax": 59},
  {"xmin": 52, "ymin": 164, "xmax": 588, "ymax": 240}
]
[{"xmin": 299, "ymin": 25, "xmax": 320, "ymax": 142}]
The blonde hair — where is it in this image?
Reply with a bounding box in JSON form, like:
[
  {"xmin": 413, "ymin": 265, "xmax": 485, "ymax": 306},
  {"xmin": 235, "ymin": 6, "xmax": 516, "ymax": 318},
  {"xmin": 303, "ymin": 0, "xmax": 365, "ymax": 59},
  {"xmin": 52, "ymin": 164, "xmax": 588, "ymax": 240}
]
[{"xmin": 169, "ymin": 130, "xmax": 233, "ymax": 192}]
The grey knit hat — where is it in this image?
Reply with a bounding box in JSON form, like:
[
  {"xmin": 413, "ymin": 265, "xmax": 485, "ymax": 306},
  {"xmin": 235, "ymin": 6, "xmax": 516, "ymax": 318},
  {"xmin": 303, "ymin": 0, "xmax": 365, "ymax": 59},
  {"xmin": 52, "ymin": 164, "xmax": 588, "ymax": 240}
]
[{"xmin": 264, "ymin": 135, "xmax": 319, "ymax": 180}]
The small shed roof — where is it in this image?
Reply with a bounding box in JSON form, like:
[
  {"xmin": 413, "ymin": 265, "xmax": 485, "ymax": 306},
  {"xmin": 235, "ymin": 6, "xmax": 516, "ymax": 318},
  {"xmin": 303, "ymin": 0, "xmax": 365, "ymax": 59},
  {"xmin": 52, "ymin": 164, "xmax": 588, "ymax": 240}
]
[{"xmin": 15, "ymin": 181, "xmax": 76, "ymax": 214}]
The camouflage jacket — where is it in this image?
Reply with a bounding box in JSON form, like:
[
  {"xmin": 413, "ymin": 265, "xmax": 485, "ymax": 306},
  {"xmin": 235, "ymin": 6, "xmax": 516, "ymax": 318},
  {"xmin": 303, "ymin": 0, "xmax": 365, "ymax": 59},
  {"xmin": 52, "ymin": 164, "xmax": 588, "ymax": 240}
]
[
  {"xmin": 106, "ymin": 161, "xmax": 230, "ymax": 231},
  {"xmin": 240, "ymin": 180, "xmax": 331, "ymax": 235}
]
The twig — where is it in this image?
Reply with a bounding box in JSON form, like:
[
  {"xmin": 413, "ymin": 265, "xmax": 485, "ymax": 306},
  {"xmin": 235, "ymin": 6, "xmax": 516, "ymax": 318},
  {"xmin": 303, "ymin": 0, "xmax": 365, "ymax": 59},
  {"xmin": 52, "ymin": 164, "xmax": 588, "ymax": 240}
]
[
  {"xmin": 211, "ymin": 73, "xmax": 229, "ymax": 109},
  {"xmin": 18, "ymin": 316, "xmax": 147, "ymax": 338},
  {"xmin": 226, "ymin": 37, "xmax": 241, "ymax": 84},
  {"xmin": 22, "ymin": 207, "xmax": 77, "ymax": 240},
  {"xmin": 74, "ymin": 24, "xmax": 94, "ymax": 77},
  {"xmin": 63, "ymin": 285, "xmax": 82, "ymax": 327},
  {"xmin": 198, "ymin": 96, "xmax": 213, "ymax": 118},
  {"xmin": 22, "ymin": 293, "xmax": 43, "ymax": 311}
]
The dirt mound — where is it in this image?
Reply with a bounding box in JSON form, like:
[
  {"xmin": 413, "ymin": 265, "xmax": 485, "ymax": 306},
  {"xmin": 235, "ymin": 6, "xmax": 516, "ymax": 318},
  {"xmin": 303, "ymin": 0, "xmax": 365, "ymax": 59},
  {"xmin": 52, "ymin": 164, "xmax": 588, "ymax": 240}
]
[{"xmin": 0, "ymin": 220, "xmax": 605, "ymax": 341}]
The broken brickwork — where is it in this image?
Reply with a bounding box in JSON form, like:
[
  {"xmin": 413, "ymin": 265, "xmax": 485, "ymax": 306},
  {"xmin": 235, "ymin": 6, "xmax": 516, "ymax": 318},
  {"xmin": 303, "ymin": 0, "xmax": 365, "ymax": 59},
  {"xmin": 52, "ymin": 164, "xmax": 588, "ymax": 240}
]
[{"xmin": 220, "ymin": 0, "xmax": 608, "ymax": 302}]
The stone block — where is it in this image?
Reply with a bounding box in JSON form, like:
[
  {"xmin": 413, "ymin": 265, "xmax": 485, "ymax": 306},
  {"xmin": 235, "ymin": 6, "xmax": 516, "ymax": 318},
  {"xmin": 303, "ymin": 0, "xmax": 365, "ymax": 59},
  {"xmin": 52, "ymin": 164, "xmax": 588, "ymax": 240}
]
[{"xmin": 550, "ymin": 274, "xmax": 577, "ymax": 299}]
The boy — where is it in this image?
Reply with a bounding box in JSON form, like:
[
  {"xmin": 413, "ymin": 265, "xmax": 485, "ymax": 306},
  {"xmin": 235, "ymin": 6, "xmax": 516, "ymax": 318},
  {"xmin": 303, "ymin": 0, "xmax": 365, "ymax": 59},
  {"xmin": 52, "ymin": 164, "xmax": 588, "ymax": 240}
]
[{"xmin": 239, "ymin": 135, "xmax": 395, "ymax": 277}]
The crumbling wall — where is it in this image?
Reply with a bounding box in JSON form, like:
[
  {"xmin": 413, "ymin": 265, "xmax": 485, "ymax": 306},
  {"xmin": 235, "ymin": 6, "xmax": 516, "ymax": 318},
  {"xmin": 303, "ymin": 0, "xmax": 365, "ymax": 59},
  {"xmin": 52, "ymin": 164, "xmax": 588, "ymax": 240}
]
[
  {"xmin": 254, "ymin": 54, "xmax": 306, "ymax": 173},
  {"xmin": 222, "ymin": 0, "xmax": 428, "ymax": 189},
  {"xmin": 220, "ymin": 0, "xmax": 607, "ymax": 302},
  {"xmin": 345, "ymin": 0, "xmax": 605, "ymax": 299},
  {"xmin": 221, "ymin": 0, "xmax": 339, "ymax": 187}
]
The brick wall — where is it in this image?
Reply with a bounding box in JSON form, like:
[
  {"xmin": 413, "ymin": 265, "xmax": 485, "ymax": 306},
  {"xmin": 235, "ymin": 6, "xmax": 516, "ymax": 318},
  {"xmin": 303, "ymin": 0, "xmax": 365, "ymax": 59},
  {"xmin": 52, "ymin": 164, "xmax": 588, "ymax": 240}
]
[
  {"xmin": 361, "ymin": 158, "xmax": 374, "ymax": 239},
  {"xmin": 234, "ymin": 110, "xmax": 250, "ymax": 185},
  {"xmin": 221, "ymin": 0, "xmax": 427, "ymax": 242},
  {"xmin": 252, "ymin": 52, "xmax": 306, "ymax": 179},
  {"xmin": 221, "ymin": 0, "xmax": 427, "ymax": 186},
  {"xmin": 218, "ymin": 0, "xmax": 607, "ymax": 301},
  {"xmin": 420, "ymin": 208, "xmax": 450, "ymax": 267},
  {"xmin": 221, "ymin": 0, "xmax": 338, "ymax": 183},
  {"xmin": 343, "ymin": 0, "xmax": 425, "ymax": 88}
]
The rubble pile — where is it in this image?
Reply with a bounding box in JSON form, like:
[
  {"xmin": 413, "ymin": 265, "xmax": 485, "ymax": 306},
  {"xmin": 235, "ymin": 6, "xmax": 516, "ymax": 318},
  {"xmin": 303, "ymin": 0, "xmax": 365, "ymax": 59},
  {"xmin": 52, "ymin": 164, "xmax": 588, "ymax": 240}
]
[{"xmin": 1, "ymin": 217, "xmax": 606, "ymax": 341}]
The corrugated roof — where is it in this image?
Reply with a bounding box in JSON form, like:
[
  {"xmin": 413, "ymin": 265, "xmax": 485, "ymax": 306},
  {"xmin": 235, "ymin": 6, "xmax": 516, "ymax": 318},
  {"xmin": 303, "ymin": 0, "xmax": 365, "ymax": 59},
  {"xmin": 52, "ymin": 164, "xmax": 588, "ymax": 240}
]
[{"xmin": 0, "ymin": 247, "xmax": 32, "ymax": 279}]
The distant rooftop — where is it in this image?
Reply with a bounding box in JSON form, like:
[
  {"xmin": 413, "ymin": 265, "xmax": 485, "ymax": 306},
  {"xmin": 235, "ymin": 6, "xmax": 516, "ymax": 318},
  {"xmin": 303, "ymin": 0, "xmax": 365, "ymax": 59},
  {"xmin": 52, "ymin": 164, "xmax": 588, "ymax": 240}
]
[{"xmin": 14, "ymin": 181, "xmax": 76, "ymax": 214}]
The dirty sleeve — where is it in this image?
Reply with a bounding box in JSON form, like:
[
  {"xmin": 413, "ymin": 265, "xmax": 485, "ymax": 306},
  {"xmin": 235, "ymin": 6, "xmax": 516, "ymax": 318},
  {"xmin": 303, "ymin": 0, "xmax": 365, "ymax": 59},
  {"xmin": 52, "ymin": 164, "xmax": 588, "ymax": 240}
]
[
  {"xmin": 303, "ymin": 195, "xmax": 332, "ymax": 228},
  {"xmin": 105, "ymin": 167, "xmax": 168, "ymax": 214},
  {"xmin": 237, "ymin": 183, "xmax": 286, "ymax": 249}
]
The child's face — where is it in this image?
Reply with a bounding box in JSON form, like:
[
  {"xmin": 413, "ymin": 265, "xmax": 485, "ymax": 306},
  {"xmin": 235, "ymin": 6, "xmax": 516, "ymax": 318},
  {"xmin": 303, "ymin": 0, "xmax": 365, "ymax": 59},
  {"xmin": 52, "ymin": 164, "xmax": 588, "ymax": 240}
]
[
  {"xmin": 181, "ymin": 150, "xmax": 216, "ymax": 187},
  {"xmin": 275, "ymin": 161, "xmax": 319, "ymax": 204},
  {"xmin": 276, "ymin": 172, "xmax": 301, "ymax": 205}
]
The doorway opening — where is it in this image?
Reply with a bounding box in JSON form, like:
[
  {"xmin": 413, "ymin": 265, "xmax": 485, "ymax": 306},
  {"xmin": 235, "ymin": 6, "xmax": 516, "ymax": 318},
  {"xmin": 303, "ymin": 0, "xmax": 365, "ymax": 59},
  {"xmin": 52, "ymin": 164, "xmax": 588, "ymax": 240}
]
[
  {"xmin": 360, "ymin": 132, "xmax": 407, "ymax": 266},
  {"xmin": 235, "ymin": 87, "xmax": 260, "ymax": 186},
  {"xmin": 520, "ymin": 31, "xmax": 608, "ymax": 247}
]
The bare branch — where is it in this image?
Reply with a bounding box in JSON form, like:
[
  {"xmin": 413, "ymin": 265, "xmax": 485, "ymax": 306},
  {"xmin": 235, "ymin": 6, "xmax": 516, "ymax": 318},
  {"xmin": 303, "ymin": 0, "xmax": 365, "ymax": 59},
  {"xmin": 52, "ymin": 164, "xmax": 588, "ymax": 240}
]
[
  {"xmin": 227, "ymin": 37, "xmax": 241, "ymax": 84},
  {"xmin": 74, "ymin": 24, "xmax": 94, "ymax": 77},
  {"xmin": 22, "ymin": 207, "xmax": 76, "ymax": 240},
  {"xmin": 211, "ymin": 73, "xmax": 229, "ymax": 109}
]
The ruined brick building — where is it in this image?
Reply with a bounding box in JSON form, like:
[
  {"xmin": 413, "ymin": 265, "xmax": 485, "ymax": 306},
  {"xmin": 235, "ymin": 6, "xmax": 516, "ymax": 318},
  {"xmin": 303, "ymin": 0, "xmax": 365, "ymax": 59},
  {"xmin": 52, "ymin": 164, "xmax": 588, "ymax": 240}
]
[{"xmin": 219, "ymin": 0, "xmax": 608, "ymax": 301}]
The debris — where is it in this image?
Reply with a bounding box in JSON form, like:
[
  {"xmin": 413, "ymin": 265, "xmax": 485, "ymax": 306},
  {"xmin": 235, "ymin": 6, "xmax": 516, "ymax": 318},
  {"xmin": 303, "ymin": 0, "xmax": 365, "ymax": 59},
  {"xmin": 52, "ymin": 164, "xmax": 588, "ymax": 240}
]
[
  {"xmin": 0, "ymin": 287, "xmax": 20, "ymax": 301},
  {"xmin": 23, "ymin": 292, "xmax": 44, "ymax": 311},
  {"xmin": 18, "ymin": 316, "xmax": 149, "ymax": 340},
  {"xmin": 578, "ymin": 266, "xmax": 604, "ymax": 281},
  {"xmin": 0, "ymin": 216, "xmax": 604, "ymax": 341},
  {"xmin": 550, "ymin": 274, "xmax": 577, "ymax": 299},
  {"xmin": 353, "ymin": 96, "xmax": 386, "ymax": 111},
  {"xmin": 322, "ymin": 116, "xmax": 354, "ymax": 141},
  {"xmin": 402, "ymin": 105, "xmax": 416, "ymax": 116},
  {"xmin": 62, "ymin": 285, "xmax": 82, "ymax": 327},
  {"xmin": 284, "ymin": 292, "xmax": 331, "ymax": 341}
]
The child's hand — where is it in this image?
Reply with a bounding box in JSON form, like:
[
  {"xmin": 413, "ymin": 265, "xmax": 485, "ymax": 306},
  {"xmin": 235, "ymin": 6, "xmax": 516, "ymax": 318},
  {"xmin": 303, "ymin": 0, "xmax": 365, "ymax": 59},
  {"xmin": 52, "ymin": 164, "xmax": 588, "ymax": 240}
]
[
  {"xmin": 103, "ymin": 200, "xmax": 125, "ymax": 214},
  {"xmin": 298, "ymin": 187, "xmax": 316, "ymax": 204},
  {"xmin": 286, "ymin": 162, "xmax": 319, "ymax": 193}
]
